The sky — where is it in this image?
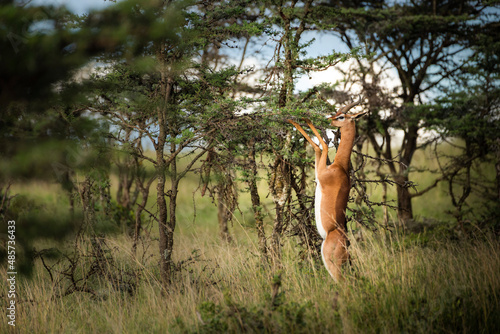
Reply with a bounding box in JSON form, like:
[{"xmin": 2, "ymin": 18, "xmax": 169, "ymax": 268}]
[
  {"xmin": 30, "ymin": 0, "xmax": 112, "ymax": 13},
  {"xmin": 29, "ymin": 0, "xmax": 399, "ymax": 108},
  {"xmin": 28, "ymin": 0, "xmax": 361, "ymax": 93}
]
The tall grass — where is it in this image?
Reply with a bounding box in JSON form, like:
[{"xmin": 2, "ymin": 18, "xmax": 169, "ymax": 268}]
[
  {"xmin": 4, "ymin": 226, "xmax": 499, "ymax": 333},
  {"xmin": 3, "ymin": 143, "xmax": 498, "ymax": 333}
]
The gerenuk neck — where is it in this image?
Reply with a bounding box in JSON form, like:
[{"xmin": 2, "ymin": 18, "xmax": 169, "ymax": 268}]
[{"xmin": 333, "ymin": 124, "xmax": 356, "ymax": 171}]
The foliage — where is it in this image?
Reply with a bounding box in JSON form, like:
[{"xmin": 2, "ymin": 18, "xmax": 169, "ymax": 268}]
[
  {"xmin": 315, "ymin": 0, "xmax": 500, "ymax": 222},
  {"xmin": 0, "ymin": 0, "xmax": 499, "ymax": 332}
]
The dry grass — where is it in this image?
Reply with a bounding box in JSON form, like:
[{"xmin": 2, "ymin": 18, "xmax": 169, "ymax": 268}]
[
  {"xmin": 3, "ymin": 224, "xmax": 499, "ymax": 333},
  {"xmin": 2, "ymin": 143, "xmax": 498, "ymax": 333}
]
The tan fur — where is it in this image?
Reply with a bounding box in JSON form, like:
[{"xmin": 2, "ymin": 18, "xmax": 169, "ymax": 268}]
[{"xmin": 288, "ymin": 107, "xmax": 366, "ymax": 281}]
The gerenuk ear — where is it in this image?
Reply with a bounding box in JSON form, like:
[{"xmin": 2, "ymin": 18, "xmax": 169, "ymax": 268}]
[{"xmin": 351, "ymin": 111, "xmax": 368, "ymax": 119}]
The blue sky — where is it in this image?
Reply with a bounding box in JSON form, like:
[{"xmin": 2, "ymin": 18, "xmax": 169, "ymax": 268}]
[{"xmin": 30, "ymin": 0, "xmax": 112, "ymax": 14}]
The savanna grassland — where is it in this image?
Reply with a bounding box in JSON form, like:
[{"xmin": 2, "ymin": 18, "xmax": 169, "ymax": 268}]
[
  {"xmin": 2, "ymin": 143, "xmax": 500, "ymax": 334},
  {"xmin": 3, "ymin": 1, "xmax": 499, "ymax": 333}
]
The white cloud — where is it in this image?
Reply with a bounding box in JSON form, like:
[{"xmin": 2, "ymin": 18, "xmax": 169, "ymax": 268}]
[{"xmin": 295, "ymin": 58, "xmax": 400, "ymax": 95}]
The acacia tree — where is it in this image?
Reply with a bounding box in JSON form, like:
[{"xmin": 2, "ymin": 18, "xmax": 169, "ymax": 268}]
[
  {"xmin": 427, "ymin": 19, "xmax": 500, "ymax": 230},
  {"xmin": 322, "ymin": 0, "xmax": 496, "ymax": 223},
  {"xmin": 86, "ymin": 0, "xmax": 264, "ymax": 289},
  {"xmin": 234, "ymin": 0, "xmax": 366, "ymax": 262},
  {"xmin": 473, "ymin": 18, "xmax": 500, "ymax": 205}
]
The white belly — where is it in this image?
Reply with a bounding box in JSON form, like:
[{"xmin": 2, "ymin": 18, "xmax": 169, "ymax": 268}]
[{"xmin": 315, "ymin": 179, "xmax": 326, "ymax": 239}]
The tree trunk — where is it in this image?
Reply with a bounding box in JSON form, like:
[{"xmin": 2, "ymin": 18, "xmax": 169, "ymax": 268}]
[
  {"xmin": 290, "ymin": 154, "xmax": 319, "ymax": 258},
  {"xmin": 395, "ymin": 175, "xmax": 413, "ymax": 223},
  {"xmin": 165, "ymin": 140, "xmax": 179, "ymax": 285},
  {"xmin": 270, "ymin": 202, "xmax": 285, "ymax": 262},
  {"xmin": 132, "ymin": 201, "xmax": 144, "ymax": 256},
  {"xmin": 269, "ymin": 155, "xmax": 291, "ymax": 263},
  {"xmin": 79, "ymin": 176, "xmax": 95, "ymax": 226},
  {"xmin": 217, "ymin": 185, "xmax": 232, "ymax": 243},
  {"xmin": 157, "ymin": 163, "xmax": 170, "ymax": 288},
  {"xmin": 396, "ymin": 125, "xmax": 418, "ymax": 224},
  {"xmin": 132, "ymin": 177, "xmax": 151, "ymax": 256},
  {"xmin": 157, "ymin": 75, "xmax": 173, "ymax": 289},
  {"xmin": 247, "ymin": 139, "xmax": 267, "ymax": 262}
]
